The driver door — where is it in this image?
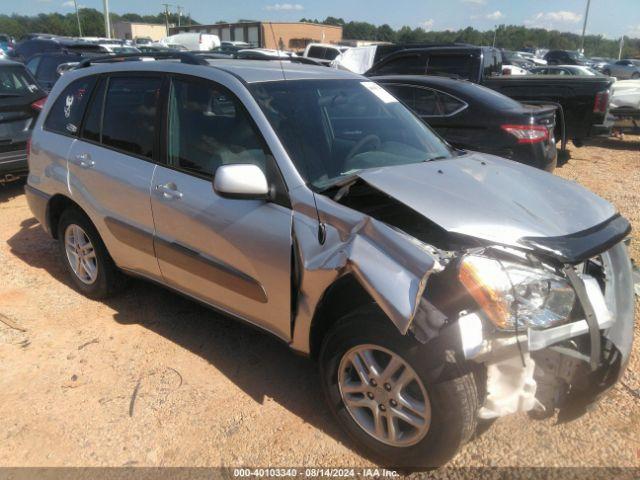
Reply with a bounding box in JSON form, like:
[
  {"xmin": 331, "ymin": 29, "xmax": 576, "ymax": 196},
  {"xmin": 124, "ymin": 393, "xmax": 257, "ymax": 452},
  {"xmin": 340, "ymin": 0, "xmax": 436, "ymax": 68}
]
[{"xmin": 150, "ymin": 75, "xmax": 293, "ymax": 340}]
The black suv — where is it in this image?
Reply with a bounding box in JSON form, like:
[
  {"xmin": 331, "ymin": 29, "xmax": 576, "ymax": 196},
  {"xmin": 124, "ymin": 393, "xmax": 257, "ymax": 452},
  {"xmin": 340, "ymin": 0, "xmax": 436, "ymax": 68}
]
[
  {"xmin": 0, "ymin": 59, "xmax": 46, "ymax": 182},
  {"xmin": 25, "ymin": 52, "xmax": 93, "ymax": 92},
  {"xmin": 544, "ymin": 50, "xmax": 590, "ymax": 66},
  {"xmin": 12, "ymin": 37, "xmax": 106, "ymax": 62}
]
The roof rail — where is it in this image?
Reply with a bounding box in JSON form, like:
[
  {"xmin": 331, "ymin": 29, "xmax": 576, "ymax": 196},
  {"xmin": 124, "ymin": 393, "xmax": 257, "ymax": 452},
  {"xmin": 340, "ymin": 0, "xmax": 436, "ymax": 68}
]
[{"xmin": 76, "ymin": 51, "xmax": 209, "ymax": 68}]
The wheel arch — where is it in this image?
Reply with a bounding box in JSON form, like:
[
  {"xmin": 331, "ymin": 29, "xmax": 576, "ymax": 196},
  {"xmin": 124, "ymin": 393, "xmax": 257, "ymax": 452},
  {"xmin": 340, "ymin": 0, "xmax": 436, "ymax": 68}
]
[
  {"xmin": 309, "ymin": 273, "xmax": 387, "ymax": 360},
  {"xmin": 46, "ymin": 194, "xmax": 87, "ymax": 239}
]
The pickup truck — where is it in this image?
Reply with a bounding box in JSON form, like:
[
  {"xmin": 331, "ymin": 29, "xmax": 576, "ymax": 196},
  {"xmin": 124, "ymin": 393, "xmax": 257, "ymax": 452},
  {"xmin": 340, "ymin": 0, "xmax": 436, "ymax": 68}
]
[{"xmin": 365, "ymin": 45, "xmax": 614, "ymax": 148}]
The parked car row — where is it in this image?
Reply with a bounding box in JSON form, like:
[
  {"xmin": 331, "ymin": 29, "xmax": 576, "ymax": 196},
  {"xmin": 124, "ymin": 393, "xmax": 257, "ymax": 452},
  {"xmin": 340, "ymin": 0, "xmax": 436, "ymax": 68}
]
[
  {"xmin": 21, "ymin": 52, "xmax": 634, "ymax": 469},
  {"xmin": 0, "ymin": 40, "xmax": 624, "ymax": 181},
  {"xmin": 365, "ymin": 44, "xmax": 614, "ymax": 148},
  {"xmin": 0, "ymin": 59, "xmax": 46, "ymax": 182}
]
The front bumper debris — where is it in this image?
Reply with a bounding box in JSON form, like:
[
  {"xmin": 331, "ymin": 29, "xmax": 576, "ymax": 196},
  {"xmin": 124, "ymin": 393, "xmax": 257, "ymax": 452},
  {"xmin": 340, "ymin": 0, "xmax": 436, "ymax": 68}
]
[{"xmin": 458, "ymin": 242, "xmax": 635, "ymax": 419}]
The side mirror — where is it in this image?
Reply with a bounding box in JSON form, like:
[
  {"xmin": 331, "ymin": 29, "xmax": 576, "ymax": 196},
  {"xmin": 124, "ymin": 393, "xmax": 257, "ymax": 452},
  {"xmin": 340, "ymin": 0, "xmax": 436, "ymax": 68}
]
[{"xmin": 213, "ymin": 164, "xmax": 269, "ymax": 200}]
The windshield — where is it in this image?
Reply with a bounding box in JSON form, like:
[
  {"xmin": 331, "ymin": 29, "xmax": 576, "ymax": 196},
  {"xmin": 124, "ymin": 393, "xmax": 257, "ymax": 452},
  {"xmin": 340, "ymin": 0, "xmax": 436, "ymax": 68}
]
[
  {"xmin": 250, "ymin": 79, "xmax": 454, "ymax": 190},
  {"xmin": 0, "ymin": 66, "xmax": 38, "ymax": 95}
]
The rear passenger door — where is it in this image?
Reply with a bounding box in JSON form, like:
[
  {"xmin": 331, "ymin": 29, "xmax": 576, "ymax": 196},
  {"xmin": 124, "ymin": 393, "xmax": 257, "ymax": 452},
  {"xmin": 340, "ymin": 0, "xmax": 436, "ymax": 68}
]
[
  {"xmin": 67, "ymin": 73, "xmax": 163, "ymax": 279},
  {"xmin": 150, "ymin": 75, "xmax": 293, "ymax": 341}
]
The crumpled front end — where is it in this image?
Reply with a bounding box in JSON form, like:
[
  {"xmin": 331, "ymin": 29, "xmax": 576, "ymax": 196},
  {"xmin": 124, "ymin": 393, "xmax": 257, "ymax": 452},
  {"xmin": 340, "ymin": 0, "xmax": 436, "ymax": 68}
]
[
  {"xmin": 289, "ymin": 160, "xmax": 634, "ymax": 423},
  {"xmin": 458, "ymin": 241, "xmax": 634, "ymax": 420},
  {"xmin": 290, "ymin": 188, "xmax": 444, "ymax": 353}
]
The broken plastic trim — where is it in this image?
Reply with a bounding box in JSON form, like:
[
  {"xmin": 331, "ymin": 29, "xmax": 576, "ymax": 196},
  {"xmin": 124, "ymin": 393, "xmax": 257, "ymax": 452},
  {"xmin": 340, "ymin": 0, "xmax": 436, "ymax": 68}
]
[{"xmin": 519, "ymin": 214, "xmax": 631, "ymax": 264}]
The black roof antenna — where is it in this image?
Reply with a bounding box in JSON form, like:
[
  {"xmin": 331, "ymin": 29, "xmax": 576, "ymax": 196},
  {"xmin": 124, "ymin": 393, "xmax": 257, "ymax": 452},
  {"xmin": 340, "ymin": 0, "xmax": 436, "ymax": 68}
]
[
  {"xmin": 266, "ymin": 23, "xmax": 325, "ymax": 244},
  {"xmin": 268, "ymin": 22, "xmax": 287, "ymax": 82}
]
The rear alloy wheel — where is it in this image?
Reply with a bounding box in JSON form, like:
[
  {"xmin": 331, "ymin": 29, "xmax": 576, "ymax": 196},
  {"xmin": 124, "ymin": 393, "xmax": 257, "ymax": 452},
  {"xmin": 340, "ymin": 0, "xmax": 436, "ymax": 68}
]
[
  {"xmin": 64, "ymin": 224, "xmax": 98, "ymax": 285},
  {"xmin": 57, "ymin": 208, "xmax": 123, "ymax": 299}
]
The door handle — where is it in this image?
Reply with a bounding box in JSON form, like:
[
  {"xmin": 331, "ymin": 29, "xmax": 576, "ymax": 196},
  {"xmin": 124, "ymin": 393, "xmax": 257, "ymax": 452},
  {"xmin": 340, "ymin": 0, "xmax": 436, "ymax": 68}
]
[
  {"xmin": 71, "ymin": 153, "xmax": 95, "ymax": 168},
  {"xmin": 155, "ymin": 182, "xmax": 183, "ymax": 200}
]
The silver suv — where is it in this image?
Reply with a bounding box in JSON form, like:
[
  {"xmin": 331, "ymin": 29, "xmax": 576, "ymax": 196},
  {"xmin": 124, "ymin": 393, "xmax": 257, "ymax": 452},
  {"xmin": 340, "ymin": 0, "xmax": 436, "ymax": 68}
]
[{"xmin": 25, "ymin": 54, "xmax": 634, "ymax": 468}]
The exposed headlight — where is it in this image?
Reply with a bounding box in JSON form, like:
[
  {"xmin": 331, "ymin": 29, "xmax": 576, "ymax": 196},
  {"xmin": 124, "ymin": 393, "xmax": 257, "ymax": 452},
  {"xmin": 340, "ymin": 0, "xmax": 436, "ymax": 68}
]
[{"xmin": 458, "ymin": 255, "xmax": 575, "ymax": 330}]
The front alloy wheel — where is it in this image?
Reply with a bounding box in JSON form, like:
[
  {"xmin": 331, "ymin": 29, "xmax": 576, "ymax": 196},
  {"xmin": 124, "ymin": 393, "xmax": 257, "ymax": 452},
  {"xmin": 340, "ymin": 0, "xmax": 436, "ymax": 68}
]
[
  {"xmin": 320, "ymin": 308, "xmax": 479, "ymax": 469},
  {"xmin": 338, "ymin": 344, "xmax": 431, "ymax": 447}
]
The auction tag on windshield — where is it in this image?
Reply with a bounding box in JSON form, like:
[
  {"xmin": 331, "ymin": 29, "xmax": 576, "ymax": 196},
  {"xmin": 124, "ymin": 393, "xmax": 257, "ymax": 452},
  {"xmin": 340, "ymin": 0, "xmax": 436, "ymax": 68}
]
[{"xmin": 361, "ymin": 82, "xmax": 398, "ymax": 104}]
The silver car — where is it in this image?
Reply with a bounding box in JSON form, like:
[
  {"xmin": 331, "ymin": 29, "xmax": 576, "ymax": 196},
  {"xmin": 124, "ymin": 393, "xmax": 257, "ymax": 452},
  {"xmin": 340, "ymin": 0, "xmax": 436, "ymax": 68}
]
[
  {"xmin": 25, "ymin": 55, "xmax": 634, "ymax": 469},
  {"xmin": 602, "ymin": 59, "xmax": 640, "ymax": 79}
]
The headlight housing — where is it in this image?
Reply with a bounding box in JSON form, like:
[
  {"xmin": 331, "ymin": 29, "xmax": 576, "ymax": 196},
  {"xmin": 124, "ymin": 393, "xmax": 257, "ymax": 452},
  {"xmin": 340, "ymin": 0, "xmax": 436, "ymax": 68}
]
[{"xmin": 458, "ymin": 255, "xmax": 576, "ymax": 330}]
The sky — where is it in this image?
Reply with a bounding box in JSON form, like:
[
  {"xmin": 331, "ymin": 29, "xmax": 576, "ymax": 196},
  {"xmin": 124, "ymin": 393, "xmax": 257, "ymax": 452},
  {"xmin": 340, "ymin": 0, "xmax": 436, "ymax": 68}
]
[{"xmin": 5, "ymin": 0, "xmax": 640, "ymax": 39}]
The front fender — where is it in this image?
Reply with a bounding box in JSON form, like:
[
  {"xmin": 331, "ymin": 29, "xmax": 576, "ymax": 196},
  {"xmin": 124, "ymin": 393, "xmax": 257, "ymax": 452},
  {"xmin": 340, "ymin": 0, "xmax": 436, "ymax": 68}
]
[{"xmin": 289, "ymin": 188, "xmax": 441, "ymax": 354}]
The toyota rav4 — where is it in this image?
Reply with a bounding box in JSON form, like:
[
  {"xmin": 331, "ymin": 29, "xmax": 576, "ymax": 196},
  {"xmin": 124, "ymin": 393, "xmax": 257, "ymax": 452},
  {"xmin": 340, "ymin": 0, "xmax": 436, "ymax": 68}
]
[{"xmin": 25, "ymin": 54, "xmax": 634, "ymax": 469}]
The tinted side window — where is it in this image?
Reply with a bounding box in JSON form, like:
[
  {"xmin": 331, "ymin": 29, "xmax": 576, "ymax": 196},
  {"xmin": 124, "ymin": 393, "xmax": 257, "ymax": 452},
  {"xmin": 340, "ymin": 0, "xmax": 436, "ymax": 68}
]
[
  {"xmin": 375, "ymin": 54, "xmax": 425, "ymax": 75},
  {"xmin": 167, "ymin": 77, "xmax": 269, "ymax": 177},
  {"xmin": 426, "ymin": 54, "xmax": 477, "ymax": 80},
  {"xmin": 81, "ymin": 77, "xmax": 106, "ymax": 143},
  {"xmin": 307, "ymin": 46, "xmax": 325, "ymax": 58},
  {"xmin": 26, "ymin": 56, "xmax": 41, "ymax": 76},
  {"xmin": 44, "ymin": 76, "xmax": 96, "ymax": 136},
  {"xmin": 438, "ymin": 92, "xmax": 466, "ymax": 115},
  {"xmin": 323, "ymin": 48, "xmax": 340, "ymax": 61},
  {"xmin": 385, "ymin": 85, "xmax": 465, "ymax": 117},
  {"xmin": 37, "ymin": 56, "xmax": 67, "ymax": 83},
  {"xmin": 101, "ymin": 76, "xmax": 162, "ymax": 159}
]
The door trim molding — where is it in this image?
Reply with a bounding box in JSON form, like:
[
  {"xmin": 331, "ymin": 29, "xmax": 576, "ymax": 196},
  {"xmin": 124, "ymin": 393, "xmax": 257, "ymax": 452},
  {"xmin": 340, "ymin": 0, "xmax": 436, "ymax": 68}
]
[{"xmin": 155, "ymin": 238, "xmax": 268, "ymax": 304}]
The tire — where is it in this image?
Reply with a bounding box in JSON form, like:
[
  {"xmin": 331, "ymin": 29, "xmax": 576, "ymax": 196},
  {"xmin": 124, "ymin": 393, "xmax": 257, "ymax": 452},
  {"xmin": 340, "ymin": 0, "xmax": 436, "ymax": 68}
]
[
  {"xmin": 319, "ymin": 306, "xmax": 478, "ymax": 469},
  {"xmin": 572, "ymin": 138, "xmax": 584, "ymax": 148},
  {"xmin": 632, "ymin": 72, "xmax": 640, "ymax": 79},
  {"xmin": 603, "ymin": 69, "xmax": 611, "ymax": 77},
  {"xmin": 57, "ymin": 208, "xmax": 123, "ymax": 299}
]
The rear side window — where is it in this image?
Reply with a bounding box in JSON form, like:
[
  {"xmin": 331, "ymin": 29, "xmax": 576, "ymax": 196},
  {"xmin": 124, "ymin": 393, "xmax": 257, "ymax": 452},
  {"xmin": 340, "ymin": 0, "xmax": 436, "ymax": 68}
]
[
  {"xmin": 375, "ymin": 54, "xmax": 425, "ymax": 75},
  {"xmin": 36, "ymin": 56, "xmax": 68, "ymax": 83},
  {"xmin": 323, "ymin": 48, "xmax": 340, "ymax": 61},
  {"xmin": 44, "ymin": 76, "xmax": 96, "ymax": 136},
  {"xmin": 26, "ymin": 57, "xmax": 41, "ymax": 76},
  {"xmin": 81, "ymin": 77, "xmax": 106, "ymax": 143},
  {"xmin": 0, "ymin": 66, "xmax": 38, "ymax": 95},
  {"xmin": 307, "ymin": 46, "xmax": 325, "ymax": 58},
  {"xmin": 425, "ymin": 54, "xmax": 477, "ymax": 80},
  {"xmin": 101, "ymin": 76, "xmax": 162, "ymax": 159},
  {"xmin": 387, "ymin": 85, "xmax": 466, "ymax": 117}
]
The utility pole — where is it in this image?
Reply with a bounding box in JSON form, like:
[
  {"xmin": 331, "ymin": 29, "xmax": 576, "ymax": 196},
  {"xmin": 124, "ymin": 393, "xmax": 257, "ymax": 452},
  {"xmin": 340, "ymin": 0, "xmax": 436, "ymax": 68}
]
[
  {"xmin": 618, "ymin": 36, "xmax": 624, "ymax": 60},
  {"xmin": 492, "ymin": 25, "xmax": 498, "ymax": 48},
  {"xmin": 103, "ymin": 0, "xmax": 111, "ymax": 38},
  {"xmin": 580, "ymin": 0, "xmax": 591, "ymax": 53},
  {"xmin": 161, "ymin": 3, "xmax": 173, "ymax": 36},
  {"xmin": 177, "ymin": 6, "xmax": 182, "ymax": 27},
  {"xmin": 73, "ymin": 0, "xmax": 83, "ymax": 37}
]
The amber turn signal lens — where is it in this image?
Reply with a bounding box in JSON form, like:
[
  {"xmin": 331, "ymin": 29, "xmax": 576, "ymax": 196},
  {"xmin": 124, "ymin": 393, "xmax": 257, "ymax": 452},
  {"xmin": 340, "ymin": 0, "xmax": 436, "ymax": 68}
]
[{"xmin": 458, "ymin": 257, "xmax": 510, "ymax": 330}]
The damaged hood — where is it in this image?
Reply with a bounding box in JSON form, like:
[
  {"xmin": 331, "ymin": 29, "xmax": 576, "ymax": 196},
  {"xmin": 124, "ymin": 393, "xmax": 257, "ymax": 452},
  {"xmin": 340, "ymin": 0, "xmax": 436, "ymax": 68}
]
[{"xmin": 357, "ymin": 152, "xmax": 617, "ymax": 249}]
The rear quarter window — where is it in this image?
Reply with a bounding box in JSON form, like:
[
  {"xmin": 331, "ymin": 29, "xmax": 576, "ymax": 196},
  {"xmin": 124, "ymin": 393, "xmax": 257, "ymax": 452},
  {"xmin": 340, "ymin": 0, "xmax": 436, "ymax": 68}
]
[
  {"xmin": 307, "ymin": 46, "xmax": 325, "ymax": 58},
  {"xmin": 374, "ymin": 54, "xmax": 426, "ymax": 75},
  {"xmin": 44, "ymin": 76, "xmax": 96, "ymax": 136}
]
